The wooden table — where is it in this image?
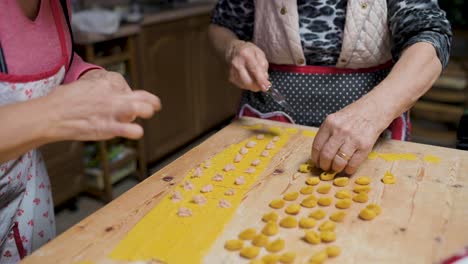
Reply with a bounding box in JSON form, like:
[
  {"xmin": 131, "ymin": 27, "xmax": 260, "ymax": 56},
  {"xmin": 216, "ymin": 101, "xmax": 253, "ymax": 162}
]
[{"xmin": 23, "ymin": 118, "xmax": 468, "ymax": 264}]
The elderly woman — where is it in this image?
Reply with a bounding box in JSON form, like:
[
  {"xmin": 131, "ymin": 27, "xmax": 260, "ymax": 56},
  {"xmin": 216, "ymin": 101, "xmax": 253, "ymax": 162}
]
[{"xmin": 209, "ymin": 0, "xmax": 451, "ymax": 174}]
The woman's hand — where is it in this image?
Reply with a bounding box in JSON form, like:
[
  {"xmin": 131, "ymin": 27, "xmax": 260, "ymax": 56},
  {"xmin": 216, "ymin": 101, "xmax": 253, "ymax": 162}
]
[
  {"xmin": 311, "ymin": 42, "xmax": 443, "ymax": 175},
  {"xmin": 47, "ymin": 69, "xmax": 161, "ymax": 141},
  {"xmin": 311, "ymin": 99, "xmax": 388, "ymax": 175},
  {"xmin": 226, "ymin": 40, "xmax": 271, "ymax": 92},
  {"xmin": 0, "ymin": 69, "xmax": 161, "ymax": 162}
]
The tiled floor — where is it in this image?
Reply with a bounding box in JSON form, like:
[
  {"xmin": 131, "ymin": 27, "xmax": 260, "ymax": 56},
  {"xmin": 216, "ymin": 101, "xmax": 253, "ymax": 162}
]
[{"xmin": 55, "ymin": 129, "xmax": 218, "ymax": 235}]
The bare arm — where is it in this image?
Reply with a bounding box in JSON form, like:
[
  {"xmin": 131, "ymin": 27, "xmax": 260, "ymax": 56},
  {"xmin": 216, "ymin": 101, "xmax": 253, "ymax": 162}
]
[
  {"xmin": 312, "ymin": 42, "xmax": 441, "ymax": 174},
  {"xmin": 0, "ymin": 69, "xmax": 161, "ymax": 163},
  {"xmin": 208, "ymin": 24, "xmax": 240, "ymax": 63},
  {"xmin": 312, "ymin": 0, "xmax": 451, "ymax": 174},
  {"xmin": 0, "ymin": 96, "xmax": 56, "ymax": 162},
  {"xmin": 357, "ymin": 42, "xmax": 441, "ymax": 132}
]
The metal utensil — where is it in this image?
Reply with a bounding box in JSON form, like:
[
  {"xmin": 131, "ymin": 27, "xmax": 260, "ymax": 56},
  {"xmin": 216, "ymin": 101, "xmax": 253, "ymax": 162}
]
[{"xmin": 266, "ymin": 83, "xmax": 294, "ymax": 113}]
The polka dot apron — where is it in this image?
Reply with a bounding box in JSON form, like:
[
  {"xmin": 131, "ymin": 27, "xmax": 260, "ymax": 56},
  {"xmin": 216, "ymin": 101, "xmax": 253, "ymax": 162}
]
[
  {"xmin": 0, "ymin": 1, "xmax": 70, "ymax": 262},
  {"xmin": 238, "ymin": 62, "xmax": 411, "ymax": 141}
]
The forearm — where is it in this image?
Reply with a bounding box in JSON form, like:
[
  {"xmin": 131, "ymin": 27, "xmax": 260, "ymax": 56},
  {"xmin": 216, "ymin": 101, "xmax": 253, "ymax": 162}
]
[
  {"xmin": 208, "ymin": 24, "xmax": 241, "ymax": 62},
  {"xmin": 0, "ymin": 96, "xmax": 59, "ymax": 162},
  {"xmin": 0, "ymin": 70, "xmax": 92, "ymax": 163},
  {"xmin": 0, "ymin": 69, "xmax": 161, "ymax": 163},
  {"xmin": 356, "ymin": 42, "xmax": 442, "ymax": 131}
]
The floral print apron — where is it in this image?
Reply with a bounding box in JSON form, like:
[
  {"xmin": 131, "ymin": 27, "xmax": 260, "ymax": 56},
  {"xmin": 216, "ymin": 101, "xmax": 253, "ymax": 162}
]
[
  {"xmin": 239, "ymin": 62, "xmax": 411, "ymax": 141},
  {"xmin": 0, "ymin": 1, "xmax": 69, "ymax": 262}
]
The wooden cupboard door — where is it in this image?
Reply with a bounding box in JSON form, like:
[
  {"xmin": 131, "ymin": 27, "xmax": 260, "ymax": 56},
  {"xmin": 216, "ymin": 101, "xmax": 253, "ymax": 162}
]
[
  {"xmin": 141, "ymin": 19, "xmax": 198, "ymax": 162},
  {"xmin": 39, "ymin": 141, "xmax": 84, "ymax": 206},
  {"xmin": 193, "ymin": 15, "xmax": 242, "ymax": 133}
]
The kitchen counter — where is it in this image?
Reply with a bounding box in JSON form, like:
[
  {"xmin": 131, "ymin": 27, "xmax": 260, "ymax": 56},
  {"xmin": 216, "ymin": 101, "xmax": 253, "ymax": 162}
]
[
  {"xmin": 22, "ymin": 117, "xmax": 468, "ymax": 263},
  {"xmin": 74, "ymin": 1, "xmax": 215, "ymax": 45}
]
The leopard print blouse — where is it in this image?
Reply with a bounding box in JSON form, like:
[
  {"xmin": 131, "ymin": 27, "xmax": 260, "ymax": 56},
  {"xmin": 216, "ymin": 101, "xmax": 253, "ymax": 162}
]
[{"xmin": 211, "ymin": 0, "xmax": 452, "ymax": 67}]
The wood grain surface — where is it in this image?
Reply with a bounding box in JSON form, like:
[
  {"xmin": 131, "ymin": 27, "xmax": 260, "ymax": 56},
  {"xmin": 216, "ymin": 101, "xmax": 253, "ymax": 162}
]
[{"xmin": 22, "ymin": 118, "xmax": 468, "ymax": 264}]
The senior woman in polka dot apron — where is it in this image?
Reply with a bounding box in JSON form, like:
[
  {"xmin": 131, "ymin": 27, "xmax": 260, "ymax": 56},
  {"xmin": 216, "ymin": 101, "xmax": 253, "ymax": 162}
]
[
  {"xmin": 209, "ymin": 0, "xmax": 451, "ymax": 174},
  {"xmin": 0, "ymin": 0, "xmax": 160, "ymax": 262}
]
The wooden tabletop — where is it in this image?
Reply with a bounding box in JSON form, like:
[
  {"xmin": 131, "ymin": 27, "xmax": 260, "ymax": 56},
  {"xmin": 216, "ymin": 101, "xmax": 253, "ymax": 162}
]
[{"xmin": 22, "ymin": 118, "xmax": 468, "ymax": 264}]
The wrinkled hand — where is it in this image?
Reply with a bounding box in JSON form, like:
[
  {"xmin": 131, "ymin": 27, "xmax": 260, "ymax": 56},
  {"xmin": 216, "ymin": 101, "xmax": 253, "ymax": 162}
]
[
  {"xmin": 311, "ymin": 101, "xmax": 387, "ymax": 175},
  {"xmin": 226, "ymin": 40, "xmax": 270, "ymax": 92},
  {"xmin": 49, "ymin": 69, "xmax": 161, "ymax": 141}
]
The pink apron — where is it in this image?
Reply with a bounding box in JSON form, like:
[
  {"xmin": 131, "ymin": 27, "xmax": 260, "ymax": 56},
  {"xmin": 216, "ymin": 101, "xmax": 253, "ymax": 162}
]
[{"xmin": 0, "ymin": 1, "xmax": 69, "ymax": 262}]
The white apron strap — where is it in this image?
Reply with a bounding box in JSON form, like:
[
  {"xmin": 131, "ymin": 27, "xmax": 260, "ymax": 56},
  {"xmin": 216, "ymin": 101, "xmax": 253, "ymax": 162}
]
[
  {"xmin": 252, "ymin": 0, "xmax": 306, "ymax": 66},
  {"xmin": 336, "ymin": 0, "xmax": 392, "ymax": 69}
]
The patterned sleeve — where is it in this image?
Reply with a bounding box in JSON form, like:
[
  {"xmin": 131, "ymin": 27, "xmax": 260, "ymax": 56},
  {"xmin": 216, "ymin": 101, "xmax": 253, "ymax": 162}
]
[
  {"xmin": 211, "ymin": 0, "xmax": 255, "ymax": 41},
  {"xmin": 388, "ymin": 0, "xmax": 452, "ymax": 68}
]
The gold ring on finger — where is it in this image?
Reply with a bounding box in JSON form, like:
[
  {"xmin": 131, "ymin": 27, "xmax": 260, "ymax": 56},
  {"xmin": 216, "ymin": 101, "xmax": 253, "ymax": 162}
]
[{"xmin": 336, "ymin": 151, "xmax": 351, "ymax": 161}]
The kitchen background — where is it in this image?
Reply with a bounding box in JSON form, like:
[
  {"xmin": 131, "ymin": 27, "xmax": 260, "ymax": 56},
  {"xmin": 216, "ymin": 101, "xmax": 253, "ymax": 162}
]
[{"xmin": 48, "ymin": 0, "xmax": 468, "ymax": 234}]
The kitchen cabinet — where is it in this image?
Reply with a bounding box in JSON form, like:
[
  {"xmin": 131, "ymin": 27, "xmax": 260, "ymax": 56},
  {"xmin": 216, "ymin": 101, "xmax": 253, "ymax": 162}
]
[
  {"xmin": 195, "ymin": 19, "xmax": 241, "ymax": 132},
  {"xmin": 39, "ymin": 141, "xmax": 84, "ymax": 206},
  {"xmin": 140, "ymin": 16, "xmax": 199, "ymax": 162},
  {"xmin": 140, "ymin": 14, "xmax": 241, "ymax": 163}
]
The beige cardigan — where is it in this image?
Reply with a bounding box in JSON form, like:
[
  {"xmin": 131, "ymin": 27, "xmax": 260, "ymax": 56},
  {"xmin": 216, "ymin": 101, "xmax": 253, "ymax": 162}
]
[{"xmin": 253, "ymin": 0, "xmax": 392, "ymax": 69}]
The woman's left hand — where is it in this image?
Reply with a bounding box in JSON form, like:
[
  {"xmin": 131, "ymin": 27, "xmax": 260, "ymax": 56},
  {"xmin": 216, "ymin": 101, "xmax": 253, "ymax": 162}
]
[
  {"xmin": 311, "ymin": 99, "xmax": 389, "ymax": 175},
  {"xmin": 311, "ymin": 42, "xmax": 443, "ymax": 175}
]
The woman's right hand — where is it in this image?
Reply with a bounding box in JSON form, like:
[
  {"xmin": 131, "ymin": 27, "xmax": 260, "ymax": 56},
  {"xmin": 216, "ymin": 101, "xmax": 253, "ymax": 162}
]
[
  {"xmin": 47, "ymin": 69, "xmax": 161, "ymax": 141},
  {"xmin": 226, "ymin": 40, "xmax": 271, "ymax": 92}
]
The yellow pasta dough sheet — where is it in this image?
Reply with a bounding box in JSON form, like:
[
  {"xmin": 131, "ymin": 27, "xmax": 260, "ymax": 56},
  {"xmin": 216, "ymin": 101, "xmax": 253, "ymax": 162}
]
[
  {"xmin": 110, "ymin": 127, "xmax": 291, "ymax": 263},
  {"xmin": 368, "ymin": 151, "xmax": 441, "ymax": 163},
  {"xmin": 302, "ymin": 130, "xmax": 317, "ymax": 137},
  {"xmin": 423, "ymin": 154, "xmax": 441, "ymax": 164},
  {"xmin": 367, "ymin": 151, "xmax": 418, "ymax": 161}
]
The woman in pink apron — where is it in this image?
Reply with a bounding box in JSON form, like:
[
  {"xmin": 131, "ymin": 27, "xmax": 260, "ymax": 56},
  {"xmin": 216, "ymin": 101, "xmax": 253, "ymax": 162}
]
[
  {"xmin": 209, "ymin": 0, "xmax": 451, "ymax": 174},
  {"xmin": 0, "ymin": 1, "xmax": 161, "ymax": 262}
]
